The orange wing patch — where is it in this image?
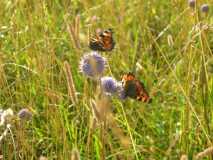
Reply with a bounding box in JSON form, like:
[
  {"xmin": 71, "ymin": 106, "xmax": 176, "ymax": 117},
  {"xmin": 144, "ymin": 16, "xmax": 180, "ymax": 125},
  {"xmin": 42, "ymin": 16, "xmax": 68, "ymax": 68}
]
[
  {"xmin": 89, "ymin": 29, "xmax": 115, "ymax": 52},
  {"xmin": 122, "ymin": 73, "xmax": 152, "ymax": 103}
]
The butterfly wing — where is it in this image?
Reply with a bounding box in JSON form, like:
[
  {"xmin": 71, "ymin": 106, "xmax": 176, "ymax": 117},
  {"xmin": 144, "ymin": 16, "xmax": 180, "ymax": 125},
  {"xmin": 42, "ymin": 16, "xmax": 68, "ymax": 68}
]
[
  {"xmin": 123, "ymin": 80, "xmax": 138, "ymax": 99},
  {"xmin": 122, "ymin": 73, "xmax": 152, "ymax": 103},
  {"xmin": 135, "ymin": 80, "xmax": 152, "ymax": 103},
  {"xmin": 101, "ymin": 30, "xmax": 115, "ymax": 51},
  {"xmin": 89, "ymin": 35, "xmax": 105, "ymax": 51},
  {"xmin": 89, "ymin": 29, "xmax": 115, "ymax": 51}
]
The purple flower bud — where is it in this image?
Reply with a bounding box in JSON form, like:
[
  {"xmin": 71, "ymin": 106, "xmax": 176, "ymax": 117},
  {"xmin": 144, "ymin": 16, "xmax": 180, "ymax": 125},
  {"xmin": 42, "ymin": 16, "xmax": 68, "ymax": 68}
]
[
  {"xmin": 201, "ymin": 4, "xmax": 209, "ymax": 13},
  {"xmin": 188, "ymin": 0, "xmax": 196, "ymax": 8},
  {"xmin": 116, "ymin": 82, "xmax": 127, "ymax": 99},
  {"xmin": 101, "ymin": 77, "xmax": 118, "ymax": 94},
  {"xmin": 79, "ymin": 52, "xmax": 106, "ymax": 78},
  {"xmin": 119, "ymin": 88, "xmax": 127, "ymax": 100},
  {"xmin": 18, "ymin": 108, "xmax": 32, "ymax": 120}
]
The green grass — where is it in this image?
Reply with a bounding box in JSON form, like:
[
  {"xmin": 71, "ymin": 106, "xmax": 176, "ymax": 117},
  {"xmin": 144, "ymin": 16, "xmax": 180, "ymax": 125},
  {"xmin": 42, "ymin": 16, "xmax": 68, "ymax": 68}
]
[{"xmin": 0, "ymin": 0, "xmax": 213, "ymax": 159}]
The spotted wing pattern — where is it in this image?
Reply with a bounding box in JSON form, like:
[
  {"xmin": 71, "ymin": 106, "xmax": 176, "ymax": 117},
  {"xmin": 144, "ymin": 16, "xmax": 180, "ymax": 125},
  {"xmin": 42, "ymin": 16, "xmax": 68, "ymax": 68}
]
[
  {"xmin": 122, "ymin": 73, "xmax": 152, "ymax": 103},
  {"xmin": 89, "ymin": 29, "xmax": 115, "ymax": 51}
]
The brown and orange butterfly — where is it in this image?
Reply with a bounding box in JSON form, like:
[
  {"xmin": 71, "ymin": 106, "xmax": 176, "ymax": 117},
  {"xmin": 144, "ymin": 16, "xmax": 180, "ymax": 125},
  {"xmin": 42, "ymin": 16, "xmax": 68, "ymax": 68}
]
[
  {"xmin": 89, "ymin": 28, "xmax": 115, "ymax": 52},
  {"xmin": 121, "ymin": 73, "xmax": 152, "ymax": 103}
]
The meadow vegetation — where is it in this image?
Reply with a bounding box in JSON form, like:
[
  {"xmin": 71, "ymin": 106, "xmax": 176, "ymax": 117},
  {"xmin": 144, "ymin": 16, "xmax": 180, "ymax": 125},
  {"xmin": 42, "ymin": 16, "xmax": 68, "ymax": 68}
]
[{"xmin": 0, "ymin": 0, "xmax": 213, "ymax": 159}]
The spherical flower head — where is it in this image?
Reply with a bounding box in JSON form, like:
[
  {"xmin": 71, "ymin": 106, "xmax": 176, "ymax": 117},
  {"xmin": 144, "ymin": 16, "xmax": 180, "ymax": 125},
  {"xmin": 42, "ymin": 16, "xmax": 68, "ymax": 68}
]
[
  {"xmin": 18, "ymin": 108, "xmax": 32, "ymax": 120},
  {"xmin": 201, "ymin": 4, "xmax": 209, "ymax": 13},
  {"xmin": 188, "ymin": 0, "xmax": 195, "ymax": 8},
  {"xmin": 119, "ymin": 88, "xmax": 127, "ymax": 100},
  {"xmin": 101, "ymin": 77, "xmax": 118, "ymax": 94},
  {"xmin": 79, "ymin": 52, "xmax": 106, "ymax": 78},
  {"xmin": 116, "ymin": 82, "xmax": 127, "ymax": 100}
]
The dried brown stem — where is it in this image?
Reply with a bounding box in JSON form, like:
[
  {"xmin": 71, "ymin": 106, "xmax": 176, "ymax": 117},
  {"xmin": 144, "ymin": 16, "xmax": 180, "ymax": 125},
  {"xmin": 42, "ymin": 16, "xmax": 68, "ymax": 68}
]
[
  {"xmin": 195, "ymin": 146, "xmax": 213, "ymax": 160},
  {"xmin": 63, "ymin": 61, "xmax": 78, "ymax": 104}
]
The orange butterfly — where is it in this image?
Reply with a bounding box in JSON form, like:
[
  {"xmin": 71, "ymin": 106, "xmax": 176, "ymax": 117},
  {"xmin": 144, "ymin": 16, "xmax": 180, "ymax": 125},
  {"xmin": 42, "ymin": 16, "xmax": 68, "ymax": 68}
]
[
  {"xmin": 89, "ymin": 28, "xmax": 115, "ymax": 51},
  {"xmin": 121, "ymin": 73, "xmax": 152, "ymax": 103}
]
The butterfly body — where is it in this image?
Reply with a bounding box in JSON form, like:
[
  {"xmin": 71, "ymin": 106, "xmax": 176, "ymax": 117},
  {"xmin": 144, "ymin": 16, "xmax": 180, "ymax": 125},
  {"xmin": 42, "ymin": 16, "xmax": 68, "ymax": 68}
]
[
  {"xmin": 123, "ymin": 80, "xmax": 138, "ymax": 98},
  {"xmin": 122, "ymin": 73, "xmax": 152, "ymax": 103},
  {"xmin": 89, "ymin": 29, "xmax": 115, "ymax": 51}
]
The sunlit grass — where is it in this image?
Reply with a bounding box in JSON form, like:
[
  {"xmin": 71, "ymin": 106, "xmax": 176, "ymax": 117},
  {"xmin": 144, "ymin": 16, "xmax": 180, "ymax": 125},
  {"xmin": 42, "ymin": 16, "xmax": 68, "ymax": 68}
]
[{"xmin": 0, "ymin": 0, "xmax": 213, "ymax": 159}]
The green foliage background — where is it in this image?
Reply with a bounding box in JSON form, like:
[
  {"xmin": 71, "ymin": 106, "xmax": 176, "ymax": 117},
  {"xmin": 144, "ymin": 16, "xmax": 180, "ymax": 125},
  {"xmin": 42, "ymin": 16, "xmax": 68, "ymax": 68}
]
[{"xmin": 0, "ymin": 0, "xmax": 213, "ymax": 159}]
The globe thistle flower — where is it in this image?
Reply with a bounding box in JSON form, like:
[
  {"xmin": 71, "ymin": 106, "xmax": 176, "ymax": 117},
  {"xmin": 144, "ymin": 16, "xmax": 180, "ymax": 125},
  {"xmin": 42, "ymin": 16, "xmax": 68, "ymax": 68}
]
[
  {"xmin": 118, "ymin": 87, "xmax": 127, "ymax": 100},
  {"xmin": 201, "ymin": 4, "xmax": 209, "ymax": 13},
  {"xmin": 188, "ymin": 0, "xmax": 195, "ymax": 9},
  {"xmin": 101, "ymin": 77, "xmax": 118, "ymax": 94},
  {"xmin": 116, "ymin": 82, "xmax": 127, "ymax": 99},
  {"xmin": 18, "ymin": 108, "xmax": 32, "ymax": 120},
  {"xmin": 79, "ymin": 51, "xmax": 106, "ymax": 78}
]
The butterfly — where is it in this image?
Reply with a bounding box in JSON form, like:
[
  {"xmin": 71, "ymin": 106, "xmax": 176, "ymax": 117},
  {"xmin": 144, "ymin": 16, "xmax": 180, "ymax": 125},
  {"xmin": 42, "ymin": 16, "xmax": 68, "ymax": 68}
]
[
  {"xmin": 121, "ymin": 73, "xmax": 152, "ymax": 103},
  {"xmin": 89, "ymin": 28, "xmax": 115, "ymax": 52}
]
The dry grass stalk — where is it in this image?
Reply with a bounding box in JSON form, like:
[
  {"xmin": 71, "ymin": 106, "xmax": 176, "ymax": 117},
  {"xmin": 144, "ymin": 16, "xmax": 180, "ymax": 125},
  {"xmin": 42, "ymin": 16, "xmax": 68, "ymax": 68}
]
[
  {"xmin": 0, "ymin": 127, "xmax": 9, "ymax": 142},
  {"xmin": 195, "ymin": 146, "xmax": 213, "ymax": 160},
  {"xmin": 86, "ymin": 117, "xmax": 97, "ymax": 159},
  {"xmin": 75, "ymin": 15, "xmax": 80, "ymax": 42},
  {"xmin": 167, "ymin": 34, "xmax": 174, "ymax": 47},
  {"xmin": 67, "ymin": 15, "xmax": 81, "ymax": 49},
  {"xmin": 100, "ymin": 122, "xmax": 106, "ymax": 160},
  {"xmin": 108, "ymin": 113, "xmax": 131, "ymax": 149},
  {"xmin": 91, "ymin": 95, "xmax": 111, "ymax": 160},
  {"xmin": 71, "ymin": 148, "xmax": 80, "ymax": 160},
  {"xmin": 0, "ymin": 57, "xmax": 6, "ymax": 88},
  {"xmin": 180, "ymin": 154, "xmax": 188, "ymax": 160},
  {"xmin": 91, "ymin": 99, "xmax": 101, "ymax": 121},
  {"xmin": 165, "ymin": 133, "xmax": 180, "ymax": 156},
  {"xmin": 90, "ymin": 96, "xmax": 110, "ymax": 122},
  {"xmin": 63, "ymin": 61, "xmax": 78, "ymax": 104},
  {"xmin": 39, "ymin": 156, "xmax": 48, "ymax": 160},
  {"xmin": 107, "ymin": 113, "xmax": 133, "ymax": 160},
  {"xmin": 87, "ymin": 89, "xmax": 111, "ymax": 159},
  {"xmin": 45, "ymin": 88, "xmax": 62, "ymax": 103}
]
